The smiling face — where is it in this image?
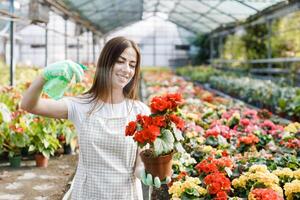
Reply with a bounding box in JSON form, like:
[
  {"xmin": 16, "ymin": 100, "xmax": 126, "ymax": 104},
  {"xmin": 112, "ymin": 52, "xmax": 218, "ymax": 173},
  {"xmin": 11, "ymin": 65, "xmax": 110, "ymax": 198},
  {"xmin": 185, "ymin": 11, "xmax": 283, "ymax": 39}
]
[{"xmin": 111, "ymin": 47, "xmax": 137, "ymax": 90}]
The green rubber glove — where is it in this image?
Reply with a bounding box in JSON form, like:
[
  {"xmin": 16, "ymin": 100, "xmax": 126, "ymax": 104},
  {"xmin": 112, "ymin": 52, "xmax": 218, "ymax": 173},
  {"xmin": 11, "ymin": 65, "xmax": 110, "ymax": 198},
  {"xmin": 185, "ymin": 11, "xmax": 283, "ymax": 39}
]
[
  {"xmin": 42, "ymin": 60, "xmax": 87, "ymax": 100},
  {"xmin": 140, "ymin": 170, "xmax": 171, "ymax": 188}
]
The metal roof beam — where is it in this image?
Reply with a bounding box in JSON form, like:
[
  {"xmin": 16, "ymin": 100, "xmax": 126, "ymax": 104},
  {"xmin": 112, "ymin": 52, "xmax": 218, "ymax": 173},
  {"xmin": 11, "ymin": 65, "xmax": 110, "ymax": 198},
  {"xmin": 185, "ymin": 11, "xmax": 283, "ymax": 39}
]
[
  {"xmin": 234, "ymin": 0, "xmax": 259, "ymax": 12},
  {"xmin": 167, "ymin": 0, "xmax": 180, "ymax": 19},
  {"xmin": 168, "ymin": 18, "xmax": 198, "ymax": 34},
  {"xmin": 197, "ymin": 0, "xmax": 239, "ymax": 22},
  {"xmin": 178, "ymin": 3, "xmax": 221, "ymax": 26},
  {"xmin": 157, "ymin": 1, "xmax": 213, "ymax": 30},
  {"xmin": 74, "ymin": 0, "xmax": 96, "ymax": 8},
  {"xmin": 44, "ymin": 0, "xmax": 103, "ymax": 36}
]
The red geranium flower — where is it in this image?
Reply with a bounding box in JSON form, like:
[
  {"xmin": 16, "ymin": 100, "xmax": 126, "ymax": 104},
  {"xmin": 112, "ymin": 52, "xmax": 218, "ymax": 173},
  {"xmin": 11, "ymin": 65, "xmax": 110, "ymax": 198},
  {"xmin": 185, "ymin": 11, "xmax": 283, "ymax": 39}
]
[
  {"xmin": 125, "ymin": 121, "xmax": 137, "ymax": 136},
  {"xmin": 169, "ymin": 114, "xmax": 185, "ymax": 130},
  {"xmin": 204, "ymin": 172, "xmax": 230, "ymax": 195},
  {"xmin": 250, "ymin": 188, "xmax": 283, "ymax": 200}
]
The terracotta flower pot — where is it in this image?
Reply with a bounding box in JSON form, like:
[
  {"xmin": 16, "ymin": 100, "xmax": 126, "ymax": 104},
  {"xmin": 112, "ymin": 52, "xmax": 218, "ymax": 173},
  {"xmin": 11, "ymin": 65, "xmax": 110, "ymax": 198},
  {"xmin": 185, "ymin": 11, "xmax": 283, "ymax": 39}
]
[
  {"xmin": 35, "ymin": 153, "xmax": 48, "ymax": 168},
  {"xmin": 140, "ymin": 149, "xmax": 174, "ymax": 180}
]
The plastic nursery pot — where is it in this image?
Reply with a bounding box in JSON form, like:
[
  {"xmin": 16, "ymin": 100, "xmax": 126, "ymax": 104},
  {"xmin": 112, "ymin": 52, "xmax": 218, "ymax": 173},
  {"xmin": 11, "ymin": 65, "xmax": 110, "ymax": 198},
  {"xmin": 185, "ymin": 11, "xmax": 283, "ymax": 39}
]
[
  {"xmin": 140, "ymin": 149, "xmax": 174, "ymax": 180},
  {"xmin": 63, "ymin": 144, "xmax": 72, "ymax": 155},
  {"xmin": 35, "ymin": 153, "xmax": 49, "ymax": 168},
  {"xmin": 9, "ymin": 155, "xmax": 21, "ymax": 168}
]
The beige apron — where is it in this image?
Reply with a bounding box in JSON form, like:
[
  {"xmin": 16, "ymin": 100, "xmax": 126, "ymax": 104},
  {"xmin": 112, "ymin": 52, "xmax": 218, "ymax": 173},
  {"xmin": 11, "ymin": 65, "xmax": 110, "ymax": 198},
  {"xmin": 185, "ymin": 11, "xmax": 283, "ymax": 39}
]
[{"xmin": 71, "ymin": 110, "xmax": 141, "ymax": 200}]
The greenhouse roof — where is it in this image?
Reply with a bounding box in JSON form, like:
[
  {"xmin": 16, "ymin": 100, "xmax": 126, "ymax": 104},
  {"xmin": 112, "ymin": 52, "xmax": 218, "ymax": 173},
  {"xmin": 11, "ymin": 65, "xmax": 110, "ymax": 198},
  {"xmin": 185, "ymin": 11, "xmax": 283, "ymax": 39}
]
[{"xmin": 0, "ymin": 0, "xmax": 290, "ymax": 35}]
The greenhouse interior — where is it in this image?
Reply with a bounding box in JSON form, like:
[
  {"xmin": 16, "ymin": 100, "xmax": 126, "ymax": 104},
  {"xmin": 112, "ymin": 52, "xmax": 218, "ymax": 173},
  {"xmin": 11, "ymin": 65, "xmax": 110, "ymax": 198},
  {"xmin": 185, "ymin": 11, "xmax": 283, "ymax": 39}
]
[{"xmin": 0, "ymin": 0, "xmax": 300, "ymax": 199}]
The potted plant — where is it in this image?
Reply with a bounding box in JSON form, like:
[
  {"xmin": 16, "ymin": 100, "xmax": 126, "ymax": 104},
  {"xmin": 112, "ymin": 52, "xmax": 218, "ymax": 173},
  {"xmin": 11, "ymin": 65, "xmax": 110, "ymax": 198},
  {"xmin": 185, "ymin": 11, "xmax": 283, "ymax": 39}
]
[
  {"xmin": 0, "ymin": 123, "xmax": 29, "ymax": 167},
  {"xmin": 28, "ymin": 117, "xmax": 61, "ymax": 167},
  {"xmin": 56, "ymin": 120, "xmax": 77, "ymax": 154},
  {"xmin": 0, "ymin": 109, "xmax": 30, "ymax": 168},
  {"xmin": 126, "ymin": 93, "xmax": 186, "ymax": 180}
]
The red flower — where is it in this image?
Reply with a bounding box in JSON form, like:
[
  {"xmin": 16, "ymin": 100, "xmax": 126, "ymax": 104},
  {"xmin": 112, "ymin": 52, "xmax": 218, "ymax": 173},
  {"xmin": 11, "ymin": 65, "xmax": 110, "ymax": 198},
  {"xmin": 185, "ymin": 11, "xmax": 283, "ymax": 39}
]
[
  {"xmin": 205, "ymin": 125, "xmax": 231, "ymax": 139},
  {"xmin": 125, "ymin": 121, "xmax": 137, "ymax": 136},
  {"xmin": 260, "ymin": 120, "xmax": 276, "ymax": 131},
  {"xmin": 15, "ymin": 127, "xmax": 24, "ymax": 134},
  {"xmin": 150, "ymin": 96, "xmax": 172, "ymax": 113},
  {"xmin": 222, "ymin": 150, "xmax": 229, "ymax": 157},
  {"xmin": 144, "ymin": 125, "xmax": 161, "ymax": 142},
  {"xmin": 150, "ymin": 93, "xmax": 183, "ymax": 114},
  {"xmin": 195, "ymin": 160, "xmax": 219, "ymax": 174},
  {"xmin": 250, "ymin": 188, "xmax": 283, "ymax": 200},
  {"xmin": 237, "ymin": 133, "xmax": 259, "ymax": 147},
  {"xmin": 133, "ymin": 130, "xmax": 147, "ymax": 144},
  {"xmin": 215, "ymin": 191, "xmax": 227, "ymax": 200},
  {"xmin": 166, "ymin": 93, "xmax": 183, "ymax": 108},
  {"xmin": 240, "ymin": 118, "xmax": 250, "ymax": 126},
  {"xmin": 152, "ymin": 116, "xmax": 166, "ymax": 127},
  {"xmin": 204, "ymin": 172, "xmax": 230, "ymax": 195},
  {"xmin": 169, "ymin": 114, "xmax": 185, "ymax": 130}
]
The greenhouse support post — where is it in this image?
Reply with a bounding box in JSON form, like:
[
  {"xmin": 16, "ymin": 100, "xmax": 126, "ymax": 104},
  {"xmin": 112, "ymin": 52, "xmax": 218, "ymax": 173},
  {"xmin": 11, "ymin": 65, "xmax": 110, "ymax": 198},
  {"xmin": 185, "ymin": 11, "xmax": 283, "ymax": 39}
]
[
  {"xmin": 92, "ymin": 33, "xmax": 96, "ymax": 65},
  {"xmin": 267, "ymin": 18, "xmax": 273, "ymax": 71},
  {"xmin": 45, "ymin": 24, "xmax": 48, "ymax": 66},
  {"xmin": 77, "ymin": 37, "xmax": 79, "ymax": 62},
  {"xmin": 9, "ymin": 0, "xmax": 15, "ymax": 86},
  {"xmin": 64, "ymin": 16, "xmax": 68, "ymax": 60}
]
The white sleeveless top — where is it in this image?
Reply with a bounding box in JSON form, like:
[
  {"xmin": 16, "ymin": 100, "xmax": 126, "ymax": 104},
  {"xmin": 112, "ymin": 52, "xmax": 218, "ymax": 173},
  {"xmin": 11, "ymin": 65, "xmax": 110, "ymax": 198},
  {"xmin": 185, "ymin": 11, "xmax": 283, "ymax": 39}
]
[{"xmin": 63, "ymin": 97, "xmax": 150, "ymax": 200}]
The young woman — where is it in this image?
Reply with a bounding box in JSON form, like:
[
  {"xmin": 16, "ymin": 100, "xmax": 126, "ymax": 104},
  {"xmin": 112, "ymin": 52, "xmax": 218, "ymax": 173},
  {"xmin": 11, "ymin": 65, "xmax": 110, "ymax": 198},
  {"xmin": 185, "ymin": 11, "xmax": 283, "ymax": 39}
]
[{"xmin": 21, "ymin": 36, "xmax": 157, "ymax": 199}]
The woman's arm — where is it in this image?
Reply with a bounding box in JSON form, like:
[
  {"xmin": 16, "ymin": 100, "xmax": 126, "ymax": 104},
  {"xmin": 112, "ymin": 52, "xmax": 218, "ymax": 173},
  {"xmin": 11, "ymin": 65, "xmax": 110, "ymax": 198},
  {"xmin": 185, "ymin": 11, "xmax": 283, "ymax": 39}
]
[{"xmin": 20, "ymin": 75, "xmax": 68, "ymax": 119}]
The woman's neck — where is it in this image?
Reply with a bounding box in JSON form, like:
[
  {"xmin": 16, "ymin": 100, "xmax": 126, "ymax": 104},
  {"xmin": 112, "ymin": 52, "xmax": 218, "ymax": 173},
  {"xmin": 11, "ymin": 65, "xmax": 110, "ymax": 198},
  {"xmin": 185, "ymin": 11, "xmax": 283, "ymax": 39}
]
[{"xmin": 106, "ymin": 89, "xmax": 125, "ymax": 104}]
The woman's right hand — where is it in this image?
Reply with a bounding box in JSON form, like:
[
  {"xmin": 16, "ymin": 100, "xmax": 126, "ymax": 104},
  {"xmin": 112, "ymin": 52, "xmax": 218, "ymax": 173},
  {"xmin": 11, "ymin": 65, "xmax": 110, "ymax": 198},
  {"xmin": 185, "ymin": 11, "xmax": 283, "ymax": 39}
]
[{"xmin": 42, "ymin": 60, "xmax": 87, "ymax": 83}]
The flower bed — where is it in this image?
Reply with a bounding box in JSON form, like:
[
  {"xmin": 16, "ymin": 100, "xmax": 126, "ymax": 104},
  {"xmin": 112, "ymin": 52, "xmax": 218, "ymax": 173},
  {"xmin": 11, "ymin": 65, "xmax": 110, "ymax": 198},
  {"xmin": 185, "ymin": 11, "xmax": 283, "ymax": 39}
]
[
  {"xmin": 142, "ymin": 69, "xmax": 300, "ymax": 200},
  {"xmin": 176, "ymin": 66, "xmax": 300, "ymax": 121}
]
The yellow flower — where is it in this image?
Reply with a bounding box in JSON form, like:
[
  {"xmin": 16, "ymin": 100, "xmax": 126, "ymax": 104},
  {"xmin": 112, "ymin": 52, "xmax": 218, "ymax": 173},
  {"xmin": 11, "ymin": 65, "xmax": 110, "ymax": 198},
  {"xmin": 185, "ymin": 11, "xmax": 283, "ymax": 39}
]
[
  {"xmin": 196, "ymin": 186, "xmax": 207, "ymax": 196},
  {"xmin": 186, "ymin": 131, "xmax": 198, "ymax": 138},
  {"xmin": 248, "ymin": 171, "xmax": 279, "ymax": 186},
  {"xmin": 186, "ymin": 113, "xmax": 199, "ymax": 121},
  {"xmin": 284, "ymin": 122, "xmax": 300, "ymax": 133},
  {"xmin": 169, "ymin": 182, "xmax": 182, "ymax": 197},
  {"xmin": 196, "ymin": 136, "xmax": 205, "ymax": 144},
  {"xmin": 273, "ymin": 168, "xmax": 294, "ymax": 179},
  {"xmin": 294, "ymin": 169, "xmax": 300, "ymax": 179},
  {"xmin": 270, "ymin": 184, "xmax": 284, "ymax": 197},
  {"xmin": 202, "ymin": 145, "xmax": 213, "ymax": 153},
  {"xmin": 232, "ymin": 175, "xmax": 248, "ymax": 188},
  {"xmin": 249, "ymin": 164, "xmax": 268, "ymax": 173},
  {"xmin": 284, "ymin": 180, "xmax": 300, "ymax": 200},
  {"xmin": 169, "ymin": 176, "xmax": 204, "ymax": 199}
]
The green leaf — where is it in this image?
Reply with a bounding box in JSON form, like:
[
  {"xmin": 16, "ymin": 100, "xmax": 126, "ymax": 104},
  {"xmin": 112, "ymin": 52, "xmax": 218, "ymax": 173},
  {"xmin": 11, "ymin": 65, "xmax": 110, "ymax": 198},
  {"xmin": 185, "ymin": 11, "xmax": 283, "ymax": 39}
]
[
  {"xmin": 225, "ymin": 167, "xmax": 233, "ymax": 177},
  {"xmin": 154, "ymin": 130, "xmax": 174, "ymax": 156},
  {"xmin": 174, "ymin": 142, "xmax": 185, "ymax": 153},
  {"xmin": 154, "ymin": 138, "xmax": 164, "ymax": 156},
  {"xmin": 42, "ymin": 150, "xmax": 50, "ymax": 159},
  {"xmin": 28, "ymin": 145, "xmax": 35, "ymax": 152},
  {"xmin": 161, "ymin": 129, "xmax": 175, "ymax": 144},
  {"xmin": 171, "ymin": 122, "xmax": 184, "ymax": 141},
  {"xmin": 185, "ymin": 188, "xmax": 200, "ymax": 197}
]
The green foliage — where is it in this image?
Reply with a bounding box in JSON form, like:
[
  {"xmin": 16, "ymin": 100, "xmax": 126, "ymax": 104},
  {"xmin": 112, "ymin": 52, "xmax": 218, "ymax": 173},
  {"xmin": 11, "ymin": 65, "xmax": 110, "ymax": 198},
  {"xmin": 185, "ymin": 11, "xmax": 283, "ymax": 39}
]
[
  {"xmin": 154, "ymin": 128, "xmax": 174, "ymax": 156},
  {"xmin": 176, "ymin": 66, "xmax": 220, "ymax": 83},
  {"xmin": 28, "ymin": 118, "xmax": 61, "ymax": 159},
  {"xmin": 242, "ymin": 23, "xmax": 268, "ymax": 62},
  {"xmin": 222, "ymin": 34, "xmax": 247, "ymax": 68},
  {"xmin": 191, "ymin": 34, "xmax": 210, "ymax": 65}
]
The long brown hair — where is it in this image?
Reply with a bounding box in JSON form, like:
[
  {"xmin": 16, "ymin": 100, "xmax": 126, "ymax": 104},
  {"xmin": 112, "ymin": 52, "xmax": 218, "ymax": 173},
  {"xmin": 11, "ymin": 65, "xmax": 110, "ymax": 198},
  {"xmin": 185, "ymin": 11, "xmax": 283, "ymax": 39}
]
[{"xmin": 84, "ymin": 36, "xmax": 141, "ymax": 113}]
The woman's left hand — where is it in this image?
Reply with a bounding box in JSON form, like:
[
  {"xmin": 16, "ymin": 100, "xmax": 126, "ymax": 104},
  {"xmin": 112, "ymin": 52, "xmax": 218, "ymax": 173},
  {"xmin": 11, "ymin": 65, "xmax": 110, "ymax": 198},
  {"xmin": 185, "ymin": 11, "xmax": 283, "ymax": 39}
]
[{"xmin": 140, "ymin": 170, "xmax": 171, "ymax": 188}]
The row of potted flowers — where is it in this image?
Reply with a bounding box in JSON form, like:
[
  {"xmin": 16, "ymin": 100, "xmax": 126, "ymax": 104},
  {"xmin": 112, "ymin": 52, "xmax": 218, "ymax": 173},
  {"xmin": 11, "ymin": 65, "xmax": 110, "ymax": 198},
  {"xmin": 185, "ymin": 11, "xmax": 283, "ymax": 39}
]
[
  {"xmin": 140, "ymin": 69, "xmax": 299, "ymax": 200},
  {"xmin": 175, "ymin": 66, "xmax": 300, "ymax": 121}
]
